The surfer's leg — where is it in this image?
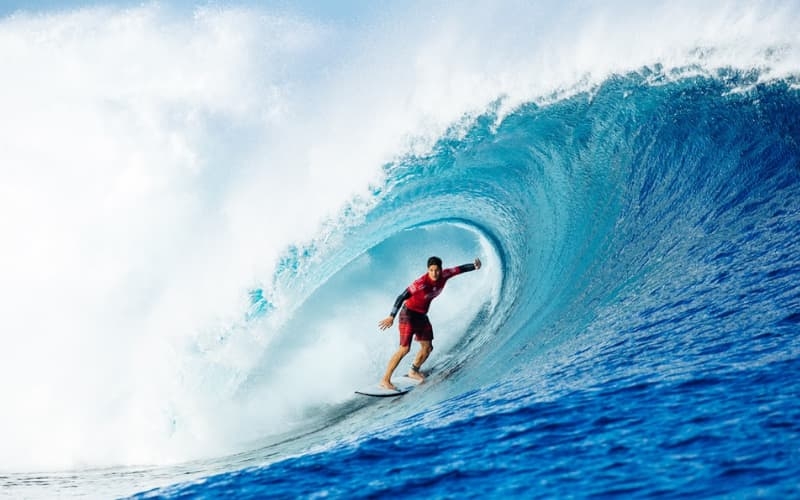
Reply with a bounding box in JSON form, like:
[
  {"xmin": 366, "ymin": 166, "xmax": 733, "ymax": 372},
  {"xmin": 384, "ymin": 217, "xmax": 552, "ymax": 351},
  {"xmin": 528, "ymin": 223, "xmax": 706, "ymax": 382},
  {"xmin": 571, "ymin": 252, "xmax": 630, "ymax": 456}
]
[
  {"xmin": 381, "ymin": 344, "xmax": 410, "ymax": 390},
  {"xmin": 408, "ymin": 315, "xmax": 433, "ymax": 381},
  {"xmin": 408, "ymin": 341, "xmax": 432, "ymax": 381},
  {"xmin": 383, "ymin": 313, "xmax": 415, "ymax": 389}
]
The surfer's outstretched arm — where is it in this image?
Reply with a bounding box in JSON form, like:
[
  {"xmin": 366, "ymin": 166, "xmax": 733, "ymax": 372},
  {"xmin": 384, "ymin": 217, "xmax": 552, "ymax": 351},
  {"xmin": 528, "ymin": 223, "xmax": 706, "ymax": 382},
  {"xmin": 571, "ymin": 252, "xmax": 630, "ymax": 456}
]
[
  {"xmin": 449, "ymin": 257, "xmax": 482, "ymax": 276},
  {"xmin": 378, "ymin": 289, "xmax": 411, "ymax": 330},
  {"xmin": 464, "ymin": 257, "xmax": 482, "ymax": 271}
]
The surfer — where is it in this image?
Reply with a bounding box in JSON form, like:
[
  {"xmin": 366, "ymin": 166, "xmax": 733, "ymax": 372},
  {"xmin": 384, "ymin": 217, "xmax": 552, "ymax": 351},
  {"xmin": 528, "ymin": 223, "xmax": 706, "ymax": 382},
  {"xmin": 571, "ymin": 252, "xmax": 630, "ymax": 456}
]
[{"xmin": 378, "ymin": 256, "xmax": 482, "ymax": 390}]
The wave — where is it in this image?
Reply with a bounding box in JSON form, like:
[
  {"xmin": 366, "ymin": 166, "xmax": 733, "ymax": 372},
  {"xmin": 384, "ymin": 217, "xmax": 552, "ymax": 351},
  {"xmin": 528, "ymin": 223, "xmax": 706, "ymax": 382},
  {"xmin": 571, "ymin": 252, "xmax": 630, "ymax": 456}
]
[
  {"xmin": 128, "ymin": 70, "xmax": 800, "ymax": 499},
  {"xmin": 0, "ymin": 4, "xmax": 798, "ymax": 495}
]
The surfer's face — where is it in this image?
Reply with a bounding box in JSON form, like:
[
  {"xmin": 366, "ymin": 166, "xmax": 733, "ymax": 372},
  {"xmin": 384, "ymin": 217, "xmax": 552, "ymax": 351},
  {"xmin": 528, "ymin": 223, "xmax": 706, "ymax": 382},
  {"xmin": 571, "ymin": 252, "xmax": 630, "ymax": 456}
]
[{"xmin": 427, "ymin": 264, "xmax": 442, "ymax": 281}]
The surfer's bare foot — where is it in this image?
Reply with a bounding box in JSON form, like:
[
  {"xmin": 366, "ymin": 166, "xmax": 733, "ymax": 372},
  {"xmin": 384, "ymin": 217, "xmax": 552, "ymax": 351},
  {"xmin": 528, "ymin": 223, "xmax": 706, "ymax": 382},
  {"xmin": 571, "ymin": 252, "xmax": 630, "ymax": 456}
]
[
  {"xmin": 380, "ymin": 380, "xmax": 398, "ymax": 391},
  {"xmin": 407, "ymin": 370, "xmax": 425, "ymax": 382}
]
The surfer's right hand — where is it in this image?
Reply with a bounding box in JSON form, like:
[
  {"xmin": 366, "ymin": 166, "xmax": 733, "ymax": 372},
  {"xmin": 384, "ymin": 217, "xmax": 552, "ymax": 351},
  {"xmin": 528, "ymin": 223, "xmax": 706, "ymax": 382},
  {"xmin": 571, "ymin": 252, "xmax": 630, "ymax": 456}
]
[{"xmin": 378, "ymin": 316, "xmax": 394, "ymax": 330}]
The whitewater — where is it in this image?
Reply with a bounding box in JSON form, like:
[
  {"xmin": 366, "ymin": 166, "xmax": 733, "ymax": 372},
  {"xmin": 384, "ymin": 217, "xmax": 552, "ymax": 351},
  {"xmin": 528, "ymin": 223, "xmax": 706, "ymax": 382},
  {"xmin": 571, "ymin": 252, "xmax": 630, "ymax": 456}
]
[{"xmin": 1, "ymin": 1, "xmax": 798, "ymax": 498}]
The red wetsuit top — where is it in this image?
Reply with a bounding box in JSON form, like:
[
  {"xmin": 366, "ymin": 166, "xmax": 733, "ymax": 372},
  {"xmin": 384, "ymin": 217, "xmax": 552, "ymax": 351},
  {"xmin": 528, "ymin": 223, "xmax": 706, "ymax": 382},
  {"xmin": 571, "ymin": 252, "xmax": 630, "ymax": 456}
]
[{"xmin": 389, "ymin": 263, "xmax": 477, "ymax": 317}]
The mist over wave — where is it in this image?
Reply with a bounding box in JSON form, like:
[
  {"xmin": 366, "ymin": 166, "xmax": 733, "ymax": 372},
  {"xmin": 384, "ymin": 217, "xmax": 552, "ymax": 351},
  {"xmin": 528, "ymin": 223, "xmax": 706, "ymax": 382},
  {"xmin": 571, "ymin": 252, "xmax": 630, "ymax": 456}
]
[{"xmin": 0, "ymin": 1, "xmax": 798, "ymax": 484}]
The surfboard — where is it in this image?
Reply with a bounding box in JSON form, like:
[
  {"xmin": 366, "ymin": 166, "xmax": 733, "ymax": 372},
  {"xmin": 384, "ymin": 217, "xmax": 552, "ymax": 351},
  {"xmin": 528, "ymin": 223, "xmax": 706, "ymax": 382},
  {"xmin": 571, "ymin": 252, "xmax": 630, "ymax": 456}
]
[{"xmin": 355, "ymin": 374, "xmax": 422, "ymax": 397}]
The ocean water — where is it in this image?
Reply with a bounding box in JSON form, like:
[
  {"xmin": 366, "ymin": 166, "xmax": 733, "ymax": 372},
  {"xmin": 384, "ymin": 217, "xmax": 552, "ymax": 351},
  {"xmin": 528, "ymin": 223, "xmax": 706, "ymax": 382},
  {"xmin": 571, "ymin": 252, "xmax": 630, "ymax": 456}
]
[{"xmin": 1, "ymin": 2, "xmax": 798, "ymax": 499}]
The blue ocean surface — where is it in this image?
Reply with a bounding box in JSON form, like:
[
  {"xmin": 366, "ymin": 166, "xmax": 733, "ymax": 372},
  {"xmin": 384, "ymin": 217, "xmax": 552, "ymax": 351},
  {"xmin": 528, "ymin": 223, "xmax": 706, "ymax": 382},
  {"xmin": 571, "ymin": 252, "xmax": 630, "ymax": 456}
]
[{"xmin": 1, "ymin": 2, "xmax": 798, "ymax": 499}]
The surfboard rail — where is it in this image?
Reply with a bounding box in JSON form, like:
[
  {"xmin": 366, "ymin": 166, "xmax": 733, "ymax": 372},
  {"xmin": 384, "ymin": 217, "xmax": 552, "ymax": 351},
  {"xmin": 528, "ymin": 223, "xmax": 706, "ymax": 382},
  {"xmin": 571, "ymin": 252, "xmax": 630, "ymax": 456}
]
[{"xmin": 355, "ymin": 374, "xmax": 422, "ymax": 397}]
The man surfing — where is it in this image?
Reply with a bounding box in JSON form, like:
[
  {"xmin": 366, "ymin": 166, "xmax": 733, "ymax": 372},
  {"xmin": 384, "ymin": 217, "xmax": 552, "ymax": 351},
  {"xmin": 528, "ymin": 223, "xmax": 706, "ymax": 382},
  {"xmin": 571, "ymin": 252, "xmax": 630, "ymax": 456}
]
[{"xmin": 377, "ymin": 256, "xmax": 482, "ymax": 390}]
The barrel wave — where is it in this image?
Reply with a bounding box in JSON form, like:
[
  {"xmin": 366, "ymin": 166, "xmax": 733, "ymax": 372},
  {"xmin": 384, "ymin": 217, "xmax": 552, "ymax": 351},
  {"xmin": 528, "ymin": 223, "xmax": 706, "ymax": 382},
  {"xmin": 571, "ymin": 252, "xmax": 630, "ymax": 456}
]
[
  {"xmin": 137, "ymin": 72, "xmax": 800, "ymax": 498},
  {"xmin": 2, "ymin": 3, "xmax": 799, "ymax": 499}
]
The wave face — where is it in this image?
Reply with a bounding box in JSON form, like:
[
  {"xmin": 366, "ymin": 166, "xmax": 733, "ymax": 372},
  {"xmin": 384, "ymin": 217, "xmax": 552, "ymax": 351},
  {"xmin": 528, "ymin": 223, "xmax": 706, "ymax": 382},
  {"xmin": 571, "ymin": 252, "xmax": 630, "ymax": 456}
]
[
  {"xmin": 133, "ymin": 74, "xmax": 799, "ymax": 499},
  {"xmin": 1, "ymin": 2, "xmax": 799, "ymax": 498}
]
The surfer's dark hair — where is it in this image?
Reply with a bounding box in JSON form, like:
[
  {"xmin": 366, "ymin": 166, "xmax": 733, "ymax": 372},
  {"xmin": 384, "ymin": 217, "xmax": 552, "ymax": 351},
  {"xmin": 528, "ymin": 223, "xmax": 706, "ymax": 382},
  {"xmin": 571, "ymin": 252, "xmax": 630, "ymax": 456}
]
[{"xmin": 427, "ymin": 256, "xmax": 442, "ymax": 268}]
